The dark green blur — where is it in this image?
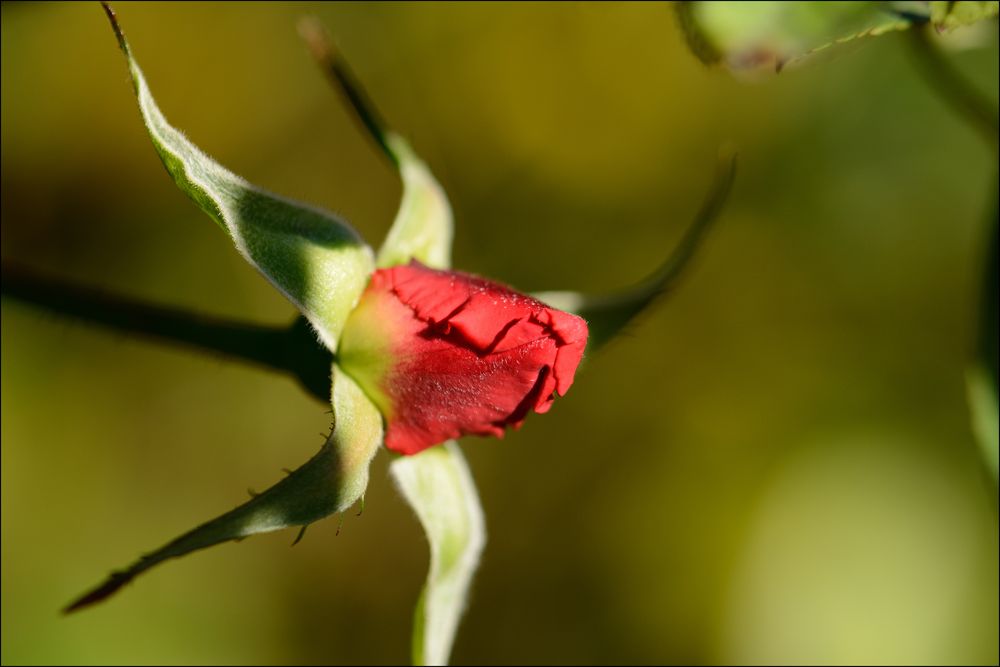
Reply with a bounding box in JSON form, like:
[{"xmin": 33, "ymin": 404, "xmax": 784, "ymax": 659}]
[{"xmin": 2, "ymin": 3, "xmax": 997, "ymax": 664}]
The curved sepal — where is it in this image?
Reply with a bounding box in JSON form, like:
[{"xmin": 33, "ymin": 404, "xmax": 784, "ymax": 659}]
[
  {"xmin": 378, "ymin": 133, "xmax": 454, "ymax": 271},
  {"xmin": 390, "ymin": 442, "xmax": 486, "ymax": 666},
  {"xmin": 535, "ymin": 149, "xmax": 736, "ymax": 351},
  {"xmin": 102, "ymin": 4, "xmax": 374, "ymax": 351},
  {"xmin": 297, "ymin": 18, "xmax": 453, "ymax": 270},
  {"xmin": 64, "ymin": 365, "xmax": 383, "ymax": 613}
]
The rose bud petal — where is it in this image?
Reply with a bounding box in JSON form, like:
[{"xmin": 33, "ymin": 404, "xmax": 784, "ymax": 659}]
[{"xmin": 338, "ymin": 260, "xmax": 589, "ymax": 455}]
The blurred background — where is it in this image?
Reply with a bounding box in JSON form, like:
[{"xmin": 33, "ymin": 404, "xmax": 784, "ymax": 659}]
[{"xmin": 2, "ymin": 2, "xmax": 997, "ymax": 664}]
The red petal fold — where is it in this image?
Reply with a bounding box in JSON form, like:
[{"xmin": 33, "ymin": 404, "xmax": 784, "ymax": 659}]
[{"xmin": 339, "ymin": 261, "xmax": 589, "ymax": 455}]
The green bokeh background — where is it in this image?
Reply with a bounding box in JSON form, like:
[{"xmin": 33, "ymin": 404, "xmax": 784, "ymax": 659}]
[{"xmin": 2, "ymin": 2, "xmax": 997, "ymax": 664}]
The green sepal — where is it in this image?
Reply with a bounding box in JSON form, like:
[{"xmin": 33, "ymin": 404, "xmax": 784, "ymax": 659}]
[
  {"xmin": 377, "ymin": 133, "xmax": 454, "ymax": 270},
  {"xmin": 102, "ymin": 4, "xmax": 374, "ymax": 351},
  {"xmin": 536, "ymin": 149, "xmax": 736, "ymax": 351},
  {"xmin": 296, "ymin": 17, "xmax": 454, "ymax": 272},
  {"xmin": 390, "ymin": 442, "xmax": 486, "ymax": 666},
  {"xmin": 64, "ymin": 364, "xmax": 383, "ymax": 613}
]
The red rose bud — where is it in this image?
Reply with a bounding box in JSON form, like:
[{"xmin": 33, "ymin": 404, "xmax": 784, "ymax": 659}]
[{"xmin": 338, "ymin": 261, "xmax": 589, "ymax": 455}]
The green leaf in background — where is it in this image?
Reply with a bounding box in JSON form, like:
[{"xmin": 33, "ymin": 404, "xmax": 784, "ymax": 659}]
[
  {"xmin": 931, "ymin": 1, "xmax": 1000, "ymax": 31},
  {"xmin": 298, "ymin": 18, "xmax": 454, "ymax": 271},
  {"xmin": 390, "ymin": 442, "xmax": 486, "ymax": 667},
  {"xmin": 65, "ymin": 365, "xmax": 383, "ymax": 613},
  {"xmin": 103, "ymin": 4, "xmax": 374, "ymax": 352},
  {"xmin": 968, "ymin": 201, "xmax": 998, "ymax": 480},
  {"xmin": 676, "ymin": 1, "xmax": 923, "ymax": 73},
  {"xmin": 535, "ymin": 148, "xmax": 736, "ymax": 351},
  {"xmin": 967, "ymin": 366, "xmax": 999, "ymax": 479}
]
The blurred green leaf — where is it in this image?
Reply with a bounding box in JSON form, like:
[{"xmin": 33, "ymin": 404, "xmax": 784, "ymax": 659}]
[
  {"xmin": 967, "ymin": 366, "xmax": 999, "ymax": 479},
  {"xmin": 906, "ymin": 23, "xmax": 999, "ymax": 145},
  {"xmin": 390, "ymin": 442, "xmax": 486, "ymax": 667},
  {"xmin": 931, "ymin": 1, "xmax": 1000, "ymax": 31},
  {"xmin": 535, "ymin": 148, "xmax": 736, "ymax": 351},
  {"xmin": 65, "ymin": 364, "xmax": 383, "ymax": 613},
  {"xmin": 968, "ymin": 202, "xmax": 998, "ymax": 481},
  {"xmin": 676, "ymin": 1, "xmax": 922, "ymax": 73},
  {"xmin": 979, "ymin": 210, "xmax": 998, "ymax": 395},
  {"xmin": 103, "ymin": 4, "xmax": 374, "ymax": 351}
]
